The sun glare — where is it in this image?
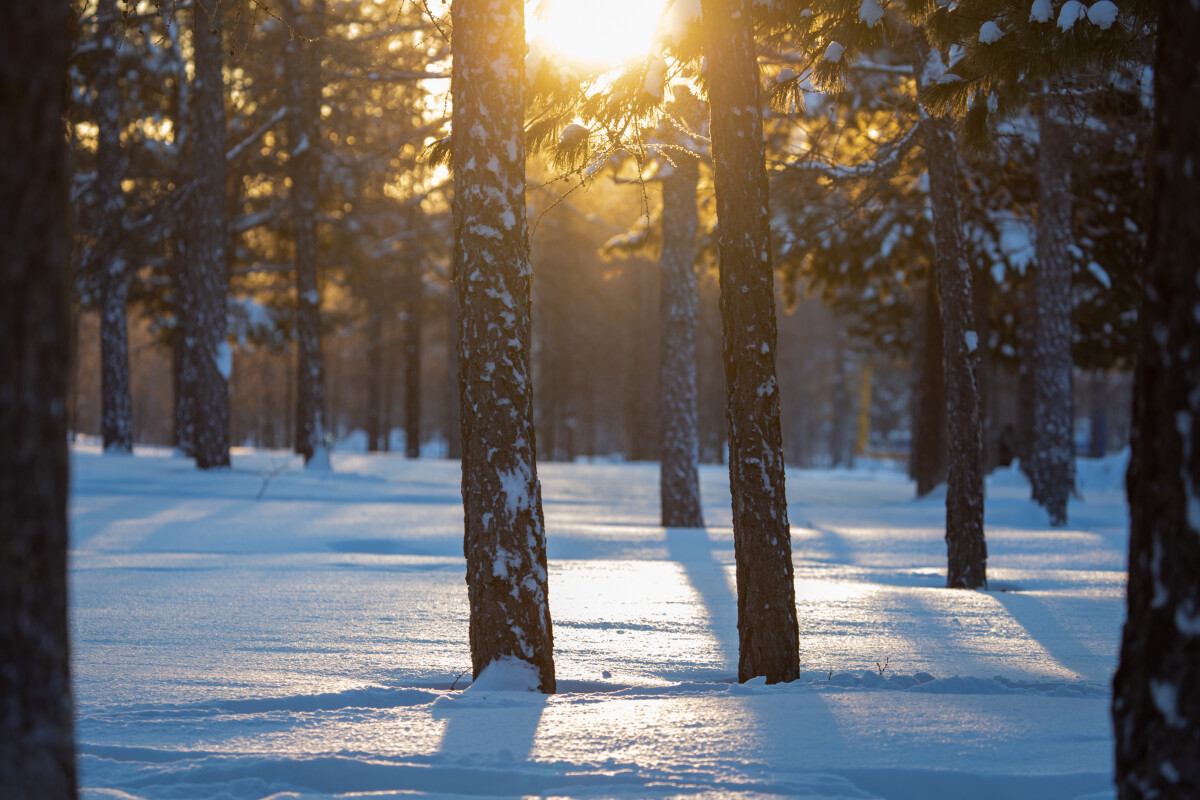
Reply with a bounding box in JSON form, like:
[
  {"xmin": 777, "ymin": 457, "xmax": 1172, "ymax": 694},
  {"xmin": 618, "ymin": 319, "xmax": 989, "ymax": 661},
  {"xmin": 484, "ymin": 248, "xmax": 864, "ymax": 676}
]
[{"xmin": 529, "ymin": 0, "xmax": 669, "ymax": 68}]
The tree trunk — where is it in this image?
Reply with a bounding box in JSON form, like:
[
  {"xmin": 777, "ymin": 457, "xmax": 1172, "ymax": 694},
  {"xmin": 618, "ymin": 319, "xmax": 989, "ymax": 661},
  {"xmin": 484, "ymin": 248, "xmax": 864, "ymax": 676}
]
[
  {"xmin": 1113, "ymin": 4, "xmax": 1200, "ymax": 794},
  {"xmin": 287, "ymin": 0, "xmax": 327, "ymax": 468},
  {"xmin": 365, "ymin": 305, "xmax": 384, "ymax": 452},
  {"xmin": 829, "ymin": 321, "xmax": 851, "ymax": 467},
  {"xmin": 1031, "ymin": 91, "xmax": 1075, "ymax": 526},
  {"xmin": 910, "ymin": 273, "xmax": 946, "ymax": 496},
  {"xmin": 452, "ymin": 0, "xmax": 554, "ymax": 692},
  {"xmin": 182, "ymin": 0, "xmax": 231, "ymax": 469},
  {"xmin": 444, "ymin": 280, "xmax": 461, "ymax": 459},
  {"xmin": 95, "ymin": 0, "xmax": 133, "ymax": 454},
  {"xmin": 658, "ymin": 98, "xmax": 704, "ymax": 529},
  {"xmin": 0, "ymin": 2, "xmax": 77, "ymax": 795},
  {"xmin": 403, "ymin": 257, "xmax": 422, "ymax": 459},
  {"xmin": 1016, "ymin": 274, "xmax": 1036, "ymax": 478},
  {"xmin": 924, "ymin": 116, "xmax": 987, "ymax": 589},
  {"xmin": 701, "ymin": 0, "xmax": 799, "ymax": 684}
]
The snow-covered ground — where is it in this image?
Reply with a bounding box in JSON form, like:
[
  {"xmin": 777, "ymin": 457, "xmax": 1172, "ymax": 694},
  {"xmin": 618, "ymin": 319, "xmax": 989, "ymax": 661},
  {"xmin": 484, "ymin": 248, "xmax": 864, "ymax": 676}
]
[{"xmin": 69, "ymin": 444, "xmax": 1128, "ymax": 799}]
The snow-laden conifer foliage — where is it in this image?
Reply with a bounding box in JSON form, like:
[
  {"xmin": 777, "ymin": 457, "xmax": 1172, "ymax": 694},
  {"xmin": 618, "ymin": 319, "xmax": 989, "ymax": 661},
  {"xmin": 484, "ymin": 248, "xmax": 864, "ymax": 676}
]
[
  {"xmin": 1113, "ymin": 1, "xmax": 1200, "ymax": 793},
  {"xmin": 0, "ymin": 2, "xmax": 77, "ymax": 796},
  {"xmin": 451, "ymin": 0, "xmax": 555, "ymax": 693}
]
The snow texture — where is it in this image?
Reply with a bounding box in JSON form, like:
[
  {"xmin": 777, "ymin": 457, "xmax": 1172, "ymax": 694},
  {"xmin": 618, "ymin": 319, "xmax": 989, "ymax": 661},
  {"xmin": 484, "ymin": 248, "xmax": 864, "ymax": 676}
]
[
  {"xmin": 858, "ymin": 0, "xmax": 884, "ymax": 27},
  {"xmin": 1087, "ymin": 0, "xmax": 1119, "ymax": 29},
  {"xmin": 980, "ymin": 21, "xmax": 1004, "ymax": 43},
  {"xmin": 69, "ymin": 445, "xmax": 1130, "ymax": 799},
  {"xmin": 1058, "ymin": 0, "xmax": 1088, "ymax": 30},
  {"xmin": 823, "ymin": 42, "xmax": 845, "ymax": 63},
  {"xmin": 1030, "ymin": 0, "xmax": 1053, "ymax": 22}
]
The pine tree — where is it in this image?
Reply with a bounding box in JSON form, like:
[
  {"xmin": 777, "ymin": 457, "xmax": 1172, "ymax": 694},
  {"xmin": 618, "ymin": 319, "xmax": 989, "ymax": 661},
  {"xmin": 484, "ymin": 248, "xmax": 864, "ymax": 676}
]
[
  {"xmin": 1112, "ymin": 2, "xmax": 1200, "ymax": 794},
  {"xmin": 702, "ymin": 0, "xmax": 799, "ymax": 683},
  {"xmin": 452, "ymin": 0, "xmax": 555, "ymax": 692},
  {"xmin": 95, "ymin": 0, "xmax": 134, "ymax": 455},
  {"xmin": 286, "ymin": 0, "xmax": 330, "ymax": 469},
  {"xmin": 659, "ymin": 89, "xmax": 705, "ymax": 529},
  {"xmin": 0, "ymin": 1, "xmax": 77, "ymax": 795},
  {"xmin": 182, "ymin": 0, "xmax": 232, "ymax": 469}
]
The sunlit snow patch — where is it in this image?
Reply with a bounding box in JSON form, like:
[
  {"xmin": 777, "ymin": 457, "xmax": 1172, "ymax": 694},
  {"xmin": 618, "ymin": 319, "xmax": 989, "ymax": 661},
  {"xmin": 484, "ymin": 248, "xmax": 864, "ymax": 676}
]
[{"xmin": 465, "ymin": 656, "xmax": 541, "ymax": 693}]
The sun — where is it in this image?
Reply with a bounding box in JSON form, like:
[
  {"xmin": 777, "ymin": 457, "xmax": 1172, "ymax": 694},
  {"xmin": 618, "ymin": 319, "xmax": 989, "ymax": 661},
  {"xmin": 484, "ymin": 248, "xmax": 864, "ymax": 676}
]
[{"xmin": 528, "ymin": 0, "xmax": 670, "ymax": 68}]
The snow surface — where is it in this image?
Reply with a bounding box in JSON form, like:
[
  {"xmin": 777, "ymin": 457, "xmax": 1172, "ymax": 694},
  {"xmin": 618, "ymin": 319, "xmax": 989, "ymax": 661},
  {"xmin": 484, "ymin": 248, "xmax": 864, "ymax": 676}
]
[{"xmin": 70, "ymin": 444, "xmax": 1129, "ymax": 799}]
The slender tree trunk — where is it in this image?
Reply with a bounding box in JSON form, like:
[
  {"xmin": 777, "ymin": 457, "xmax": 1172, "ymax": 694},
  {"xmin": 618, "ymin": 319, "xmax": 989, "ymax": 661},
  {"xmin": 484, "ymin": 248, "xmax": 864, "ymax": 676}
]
[
  {"xmin": 444, "ymin": 279, "xmax": 461, "ymax": 459},
  {"xmin": 452, "ymin": 0, "xmax": 554, "ymax": 692},
  {"xmin": 1113, "ymin": 4, "xmax": 1200, "ymax": 794},
  {"xmin": 659, "ymin": 99, "xmax": 704, "ymax": 528},
  {"xmin": 0, "ymin": 3, "xmax": 77, "ymax": 795},
  {"xmin": 365, "ymin": 304, "xmax": 383, "ymax": 452},
  {"xmin": 1031, "ymin": 91, "xmax": 1075, "ymax": 526},
  {"xmin": 924, "ymin": 117, "xmax": 987, "ymax": 589},
  {"xmin": 95, "ymin": 0, "xmax": 133, "ymax": 454},
  {"xmin": 830, "ymin": 322, "xmax": 850, "ymax": 467},
  {"xmin": 910, "ymin": 273, "xmax": 946, "ymax": 496},
  {"xmin": 1016, "ymin": 274, "xmax": 1036, "ymax": 477},
  {"xmin": 287, "ymin": 0, "xmax": 327, "ymax": 468},
  {"xmin": 403, "ymin": 257, "xmax": 422, "ymax": 459},
  {"xmin": 701, "ymin": 0, "xmax": 799, "ymax": 683},
  {"xmin": 182, "ymin": 0, "xmax": 231, "ymax": 469}
]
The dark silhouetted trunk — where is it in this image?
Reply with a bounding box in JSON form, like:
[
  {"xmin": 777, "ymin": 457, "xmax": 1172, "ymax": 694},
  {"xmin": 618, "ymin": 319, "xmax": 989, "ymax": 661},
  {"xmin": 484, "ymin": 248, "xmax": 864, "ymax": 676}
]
[
  {"xmin": 182, "ymin": 0, "xmax": 231, "ymax": 469},
  {"xmin": 923, "ymin": 114, "xmax": 987, "ymax": 589},
  {"xmin": 701, "ymin": 0, "xmax": 799, "ymax": 684},
  {"xmin": 658, "ymin": 102, "xmax": 704, "ymax": 528},
  {"xmin": 1031, "ymin": 91, "xmax": 1075, "ymax": 526},
  {"xmin": 444, "ymin": 281, "xmax": 461, "ymax": 459},
  {"xmin": 1113, "ymin": 4, "xmax": 1200, "ymax": 794},
  {"xmin": 452, "ymin": 0, "xmax": 554, "ymax": 692},
  {"xmin": 403, "ymin": 258, "xmax": 422, "ymax": 459},
  {"xmin": 287, "ymin": 0, "xmax": 327, "ymax": 467},
  {"xmin": 96, "ymin": 0, "xmax": 133, "ymax": 454},
  {"xmin": 910, "ymin": 273, "xmax": 946, "ymax": 496},
  {"xmin": 0, "ymin": 2, "xmax": 77, "ymax": 795},
  {"xmin": 829, "ymin": 322, "xmax": 851, "ymax": 468}
]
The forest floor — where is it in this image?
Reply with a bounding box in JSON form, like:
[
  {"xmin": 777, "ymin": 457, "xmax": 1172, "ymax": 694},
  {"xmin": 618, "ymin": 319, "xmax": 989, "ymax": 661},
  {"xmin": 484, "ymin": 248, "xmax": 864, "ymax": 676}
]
[{"xmin": 70, "ymin": 442, "xmax": 1129, "ymax": 800}]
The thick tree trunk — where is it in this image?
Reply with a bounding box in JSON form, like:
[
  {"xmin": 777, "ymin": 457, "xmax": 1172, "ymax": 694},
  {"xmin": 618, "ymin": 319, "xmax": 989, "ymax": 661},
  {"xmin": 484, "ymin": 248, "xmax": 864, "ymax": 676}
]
[
  {"xmin": 444, "ymin": 282, "xmax": 461, "ymax": 459},
  {"xmin": 910, "ymin": 273, "xmax": 946, "ymax": 496},
  {"xmin": 658, "ymin": 114, "xmax": 704, "ymax": 529},
  {"xmin": 182, "ymin": 0, "xmax": 231, "ymax": 469},
  {"xmin": 96, "ymin": 0, "xmax": 133, "ymax": 454},
  {"xmin": 403, "ymin": 258, "xmax": 422, "ymax": 459},
  {"xmin": 1031, "ymin": 92, "xmax": 1075, "ymax": 526},
  {"xmin": 1113, "ymin": 4, "xmax": 1200, "ymax": 795},
  {"xmin": 172, "ymin": 235, "xmax": 194, "ymax": 455},
  {"xmin": 701, "ymin": 0, "xmax": 799, "ymax": 684},
  {"xmin": 288, "ymin": 0, "xmax": 327, "ymax": 468},
  {"xmin": 923, "ymin": 116, "xmax": 987, "ymax": 589},
  {"xmin": 0, "ymin": 3, "xmax": 77, "ymax": 795},
  {"xmin": 452, "ymin": 0, "xmax": 554, "ymax": 692}
]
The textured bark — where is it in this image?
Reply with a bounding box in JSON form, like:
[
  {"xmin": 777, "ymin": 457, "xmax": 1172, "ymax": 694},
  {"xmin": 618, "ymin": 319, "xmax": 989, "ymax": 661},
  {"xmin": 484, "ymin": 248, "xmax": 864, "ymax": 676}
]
[
  {"xmin": 288, "ymin": 0, "xmax": 327, "ymax": 467},
  {"xmin": 923, "ymin": 116, "xmax": 987, "ymax": 590},
  {"xmin": 658, "ymin": 123, "xmax": 704, "ymax": 529},
  {"xmin": 1113, "ymin": 4, "xmax": 1200, "ymax": 795},
  {"xmin": 452, "ymin": 0, "xmax": 554, "ymax": 692},
  {"xmin": 910, "ymin": 274, "xmax": 946, "ymax": 496},
  {"xmin": 1031, "ymin": 93, "xmax": 1075, "ymax": 526},
  {"xmin": 1016, "ymin": 276, "xmax": 1036, "ymax": 477},
  {"xmin": 701, "ymin": 0, "xmax": 799, "ymax": 683},
  {"xmin": 95, "ymin": 0, "xmax": 133, "ymax": 454},
  {"xmin": 444, "ymin": 283, "xmax": 461, "ymax": 460},
  {"xmin": 171, "ymin": 235, "xmax": 194, "ymax": 456},
  {"xmin": 403, "ymin": 257, "xmax": 422, "ymax": 459},
  {"xmin": 0, "ymin": 2, "xmax": 78, "ymax": 795},
  {"xmin": 181, "ymin": 0, "xmax": 231, "ymax": 469}
]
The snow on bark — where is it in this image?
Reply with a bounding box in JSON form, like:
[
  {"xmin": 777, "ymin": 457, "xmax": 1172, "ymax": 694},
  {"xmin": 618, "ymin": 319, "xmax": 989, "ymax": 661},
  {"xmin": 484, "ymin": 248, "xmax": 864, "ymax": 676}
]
[
  {"xmin": 0, "ymin": 3, "xmax": 77, "ymax": 796},
  {"xmin": 1031, "ymin": 92, "xmax": 1075, "ymax": 527},
  {"xmin": 96, "ymin": 0, "xmax": 133, "ymax": 455},
  {"xmin": 659, "ymin": 94, "xmax": 704, "ymax": 529},
  {"xmin": 914, "ymin": 37, "xmax": 987, "ymax": 589},
  {"xmin": 182, "ymin": 0, "xmax": 231, "ymax": 470},
  {"xmin": 701, "ymin": 0, "xmax": 799, "ymax": 683},
  {"xmin": 287, "ymin": 0, "xmax": 327, "ymax": 469},
  {"xmin": 452, "ymin": 0, "xmax": 555, "ymax": 693},
  {"xmin": 1114, "ymin": 3, "xmax": 1200, "ymax": 794}
]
